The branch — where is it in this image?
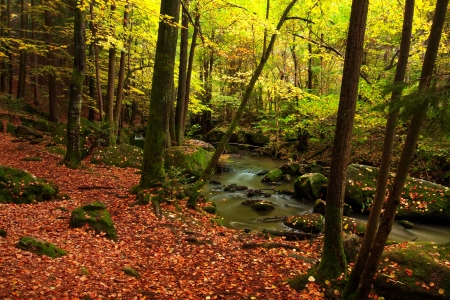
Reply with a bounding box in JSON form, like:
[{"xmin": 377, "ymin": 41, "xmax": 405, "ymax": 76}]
[{"xmin": 285, "ymin": 16, "xmax": 315, "ymax": 24}]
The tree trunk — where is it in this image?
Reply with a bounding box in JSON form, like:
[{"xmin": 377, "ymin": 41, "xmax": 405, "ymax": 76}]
[
  {"xmin": 90, "ymin": 0, "xmax": 103, "ymax": 121},
  {"xmin": 31, "ymin": 0, "xmax": 39, "ymax": 105},
  {"xmin": 174, "ymin": 0, "xmax": 190, "ymax": 146},
  {"xmin": 7, "ymin": 0, "xmax": 12, "ymax": 95},
  {"xmin": 105, "ymin": 3, "xmax": 116, "ymax": 146},
  {"xmin": 139, "ymin": 0, "xmax": 180, "ymax": 188},
  {"xmin": 354, "ymin": 1, "xmax": 448, "ymax": 298},
  {"xmin": 45, "ymin": 6, "xmax": 58, "ymax": 123},
  {"xmin": 317, "ymin": 0, "xmax": 369, "ymax": 280},
  {"xmin": 0, "ymin": 0, "xmax": 6, "ymax": 93},
  {"xmin": 64, "ymin": 1, "xmax": 86, "ymax": 169},
  {"xmin": 343, "ymin": 1, "xmax": 415, "ymax": 298},
  {"xmin": 114, "ymin": 0, "xmax": 130, "ymax": 138},
  {"xmin": 188, "ymin": 0, "xmax": 299, "ymax": 208},
  {"xmin": 17, "ymin": 0, "xmax": 27, "ymax": 99}
]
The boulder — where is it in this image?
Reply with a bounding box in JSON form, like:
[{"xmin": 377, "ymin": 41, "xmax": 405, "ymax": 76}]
[
  {"xmin": 313, "ymin": 199, "xmax": 353, "ymax": 216},
  {"xmin": 374, "ymin": 242, "xmax": 450, "ymax": 300},
  {"xmin": 342, "ymin": 217, "xmax": 366, "ymax": 236},
  {"xmin": 70, "ymin": 201, "xmax": 117, "ymax": 241},
  {"xmin": 247, "ymin": 130, "xmax": 269, "ymax": 146},
  {"xmin": 261, "ymin": 169, "xmax": 283, "ymax": 183},
  {"xmin": 91, "ymin": 144, "xmax": 143, "ymax": 168},
  {"xmin": 15, "ymin": 125, "xmax": 43, "ymax": 139},
  {"xmin": 241, "ymin": 199, "xmax": 275, "ymax": 211},
  {"xmin": 279, "ymin": 162, "xmax": 301, "ymax": 175},
  {"xmin": 0, "ymin": 165, "xmax": 59, "ymax": 204},
  {"xmin": 294, "ymin": 173, "xmax": 328, "ymax": 200},
  {"xmin": 165, "ymin": 146, "xmax": 212, "ymax": 178},
  {"xmin": 16, "ymin": 236, "xmax": 67, "ymax": 258},
  {"xmin": 283, "ymin": 213, "xmax": 324, "ymax": 233}
]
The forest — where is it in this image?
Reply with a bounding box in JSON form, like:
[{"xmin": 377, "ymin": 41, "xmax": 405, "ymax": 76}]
[{"xmin": 0, "ymin": 0, "xmax": 450, "ymax": 299}]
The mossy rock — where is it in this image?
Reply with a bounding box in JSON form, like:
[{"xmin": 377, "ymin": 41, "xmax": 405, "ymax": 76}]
[
  {"xmin": 261, "ymin": 168, "xmax": 283, "ymax": 183},
  {"xmin": 294, "ymin": 173, "xmax": 328, "ymax": 200},
  {"xmin": 45, "ymin": 145, "xmax": 66, "ymax": 156},
  {"xmin": 20, "ymin": 156, "xmax": 42, "ymax": 162},
  {"xmin": 283, "ymin": 213, "xmax": 324, "ymax": 233},
  {"xmin": 313, "ymin": 199, "xmax": 353, "ymax": 216},
  {"xmin": 279, "ymin": 162, "xmax": 301, "ymax": 175},
  {"xmin": 241, "ymin": 199, "xmax": 275, "ymax": 211},
  {"xmin": 130, "ymin": 138, "xmax": 145, "ymax": 149},
  {"xmin": 16, "ymin": 236, "xmax": 67, "ymax": 258},
  {"xmin": 70, "ymin": 201, "xmax": 117, "ymax": 241},
  {"xmin": 343, "ymin": 233, "xmax": 362, "ymax": 263},
  {"xmin": 91, "ymin": 144, "xmax": 143, "ymax": 169},
  {"xmin": 20, "ymin": 117, "xmax": 55, "ymax": 133},
  {"xmin": 374, "ymin": 242, "xmax": 450, "ymax": 300},
  {"xmin": 247, "ymin": 130, "xmax": 269, "ymax": 146},
  {"xmin": 165, "ymin": 146, "xmax": 212, "ymax": 178},
  {"xmin": 6, "ymin": 123, "xmax": 16, "ymax": 134},
  {"xmin": 51, "ymin": 118, "xmax": 103, "ymax": 159},
  {"xmin": 205, "ymin": 127, "xmax": 226, "ymax": 143},
  {"xmin": 0, "ymin": 121, "xmax": 4, "ymax": 132},
  {"xmin": 15, "ymin": 125, "xmax": 43, "ymax": 138},
  {"xmin": 0, "ymin": 165, "xmax": 59, "ymax": 204},
  {"xmin": 342, "ymin": 217, "xmax": 366, "ymax": 236},
  {"xmin": 0, "ymin": 228, "xmax": 7, "ymax": 237},
  {"xmin": 123, "ymin": 267, "xmax": 140, "ymax": 278},
  {"xmin": 398, "ymin": 220, "xmax": 414, "ymax": 229}
]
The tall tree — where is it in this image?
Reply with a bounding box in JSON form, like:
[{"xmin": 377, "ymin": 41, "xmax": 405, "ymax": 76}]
[
  {"xmin": 188, "ymin": 0, "xmax": 299, "ymax": 208},
  {"xmin": 90, "ymin": 0, "xmax": 103, "ymax": 121},
  {"xmin": 317, "ymin": 0, "xmax": 369, "ymax": 279},
  {"xmin": 31, "ymin": 0, "xmax": 39, "ymax": 106},
  {"xmin": 105, "ymin": 2, "xmax": 117, "ymax": 146},
  {"xmin": 17, "ymin": 0, "xmax": 28, "ymax": 99},
  {"xmin": 45, "ymin": 2, "xmax": 59, "ymax": 123},
  {"xmin": 139, "ymin": 0, "xmax": 180, "ymax": 188},
  {"xmin": 343, "ymin": 0, "xmax": 415, "ymax": 297},
  {"xmin": 64, "ymin": 0, "xmax": 86, "ymax": 168},
  {"xmin": 354, "ymin": 1, "xmax": 449, "ymax": 298}
]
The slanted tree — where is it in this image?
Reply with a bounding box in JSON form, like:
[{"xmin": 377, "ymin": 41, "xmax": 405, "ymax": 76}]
[
  {"xmin": 343, "ymin": 0, "xmax": 415, "ymax": 297},
  {"xmin": 317, "ymin": 0, "xmax": 369, "ymax": 280},
  {"xmin": 139, "ymin": 0, "xmax": 180, "ymax": 188},
  {"xmin": 354, "ymin": 1, "xmax": 449, "ymax": 298},
  {"xmin": 64, "ymin": 0, "xmax": 86, "ymax": 169}
]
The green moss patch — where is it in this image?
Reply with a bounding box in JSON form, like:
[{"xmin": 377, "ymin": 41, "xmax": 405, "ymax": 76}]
[
  {"xmin": 283, "ymin": 213, "xmax": 324, "ymax": 233},
  {"xmin": 165, "ymin": 146, "xmax": 212, "ymax": 178},
  {"xmin": 0, "ymin": 165, "xmax": 59, "ymax": 204},
  {"xmin": 241, "ymin": 199, "xmax": 275, "ymax": 211},
  {"xmin": 374, "ymin": 242, "xmax": 450, "ymax": 300},
  {"xmin": 91, "ymin": 144, "xmax": 143, "ymax": 168},
  {"xmin": 123, "ymin": 267, "xmax": 140, "ymax": 278},
  {"xmin": 70, "ymin": 201, "xmax": 117, "ymax": 241},
  {"xmin": 342, "ymin": 217, "xmax": 366, "ymax": 236},
  {"xmin": 45, "ymin": 145, "xmax": 66, "ymax": 156},
  {"xmin": 294, "ymin": 173, "xmax": 328, "ymax": 200},
  {"xmin": 261, "ymin": 168, "xmax": 283, "ymax": 183},
  {"xmin": 16, "ymin": 236, "xmax": 67, "ymax": 258}
]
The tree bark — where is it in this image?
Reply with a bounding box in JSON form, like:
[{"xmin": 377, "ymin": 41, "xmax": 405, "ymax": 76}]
[
  {"xmin": 188, "ymin": 0, "xmax": 299, "ymax": 208},
  {"xmin": 343, "ymin": 1, "xmax": 415, "ymax": 298},
  {"xmin": 64, "ymin": 0, "xmax": 86, "ymax": 169},
  {"xmin": 45, "ymin": 5, "xmax": 59, "ymax": 123},
  {"xmin": 17, "ymin": 0, "xmax": 28, "ymax": 99},
  {"xmin": 355, "ymin": 1, "xmax": 448, "ymax": 298},
  {"xmin": 31, "ymin": 0, "xmax": 39, "ymax": 105},
  {"xmin": 105, "ymin": 3, "xmax": 116, "ymax": 146},
  {"xmin": 139, "ymin": 0, "xmax": 180, "ymax": 188},
  {"xmin": 0, "ymin": 0, "xmax": 6, "ymax": 93},
  {"xmin": 317, "ymin": 0, "xmax": 369, "ymax": 280},
  {"xmin": 174, "ymin": 0, "xmax": 190, "ymax": 146}
]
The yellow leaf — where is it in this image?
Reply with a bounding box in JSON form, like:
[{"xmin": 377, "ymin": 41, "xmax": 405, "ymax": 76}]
[
  {"xmin": 344, "ymin": 223, "xmax": 349, "ymax": 229},
  {"xmin": 308, "ymin": 276, "xmax": 315, "ymax": 282},
  {"xmin": 439, "ymin": 288, "xmax": 444, "ymax": 294}
]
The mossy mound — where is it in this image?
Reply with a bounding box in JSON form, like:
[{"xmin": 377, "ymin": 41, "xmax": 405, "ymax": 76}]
[
  {"xmin": 0, "ymin": 165, "xmax": 59, "ymax": 204},
  {"xmin": 261, "ymin": 169, "xmax": 283, "ymax": 183},
  {"xmin": 0, "ymin": 228, "xmax": 7, "ymax": 237},
  {"xmin": 247, "ymin": 129, "xmax": 269, "ymax": 146},
  {"xmin": 294, "ymin": 173, "xmax": 328, "ymax": 200},
  {"xmin": 20, "ymin": 117, "xmax": 55, "ymax": 133},
  {"xmin": 205, "ymin": 127, "xmax": 226, "ymax": 143},
  {"xmin": 91, "ymin": 144, "xmax": 143, "ymax": 169},
  {"xmin": 16, "ymin": 236, "xmax": 67, "ymax": 258},
  {"xmin": 0, "ymin": 121, "xmax": 4, "ymax": 132},
  {"xmin": 45, "ymin": 145, "xmax": 66, "ymax": 156},
  {"xmin": 279, "ymin": 162, "xmax": 301, "ymax": 175},
  {"xmin": 165, "ymin": 146, "xmax": 212, "ymax": 178},
  {"xmin": 123, "ymin": 267, "xmax": 140, "ymax": 278},
  {"xmin": 283, "ymin": 213, "xmax": 324, "ymax": 233},
  {"xmin": 374, "ymin": 242, "xmax": 450, "ymax": 300},
  {"xmin": 70, "ymin": 201, "xmax": 117, "ymax": 241},
  {"xmin": 51, "ymin": 118, "xmax": 105, "ymax": 159},
  {"xmin": 241, "ymin": 199, "xmax": 275, "ymax": 211},
  {"xmin": 6, "ymin": 123, "xmax": 16, "ymax": 134},
  {"xmin": 342, "ymin": 217, "xmax": 366, "ymax": 236}
]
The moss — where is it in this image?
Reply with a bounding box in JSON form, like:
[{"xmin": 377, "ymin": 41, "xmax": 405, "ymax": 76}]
[
  {"xmin": 70, "ymin": 201, "xmax": 117, "ymax": 241},
  {"xmin": 294, "ymin": 173, "xmax": 328, "ymax": 200},
  {"xmin": 91, "ymin": 144, "xmax": 143, "ymax": 168},
  {"xmin": 165, "ymin": 146, "xmax": 212, "ymax": 178},
  {"xmin": 20, "ymin": 156, "xmax": 42, "ymax": 162},
  {"xmin": 204, "ymin": 202, "xmax": 217, "ymax": 214},
  {"xmin": 6, "ymin": 123, "xmax": 16, "ymax": 134},
  {"xmin": 0, "ymin": 228, "xmax": 7, "ymax": 237},
  {"xmin": 45, "ymin": 145, "xmax": 66, "ymax": 156},
  {"xmin": 242, "ymin": 199, "xmax": 275, "ymax": 211},
  {"xmin": 283, "ymin": 213, "xmax": 324, "ymax": 233},
  {"xmin": 80, "ymin": 266, "xmax": 89, "ymax": 276},
  {"xmin": 16, "ymin": 236, "xmax": 67, "ymax": 258},
  {"xmin": 342, "ymin": 217, "xmax": 366, "ymax": 236},
  {"xmin": 0, "ymin": 165, "xmax": 59, "ymax": 204},
  {"xmin": 261, "ymin": 169, "xmax": 283, "ymax": 182},
  {"xmin": 279, "ymin": 162, "xmax": 301, "ymax": 175},
  {"xmin": 374, "ymin": 242, "xmax": 450, "ymax": 300},
  {"xmin": 123, "ymin": 267, "xmax": 140, "ymax": 278}
]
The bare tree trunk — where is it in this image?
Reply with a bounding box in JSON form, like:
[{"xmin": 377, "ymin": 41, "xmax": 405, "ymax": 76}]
[
  {"xmin": 105, "ymin": 3, "xmax": 116, "ymax": 146},
  {"xmin": 0, "ymin": 0, "xmax": 6, "ymax": 93},
  {"xmin": 90, "ymin": 0, "xmax": 103, "ymax": 120},
  {"xmin": 45, "ymin": 5, "xmax": 58, "ymax": 123},
  {"xmin": 317, "ymin": 0, "xmax": 369, "ymax": 280},
  {"xmin": 17, "ymin": 0, "xmax": 28, "ymax": 99},
  {"xmin": 31, "ymin": 0, "xmax": 39, "ymax": 105},
  {"xmin": 343, "ymin": 1, "xmax": 415, "ymax": 298}
]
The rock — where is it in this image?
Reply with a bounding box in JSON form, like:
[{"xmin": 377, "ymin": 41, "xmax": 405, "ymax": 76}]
[
  {"xmin": 283, "ymin": 213, "xmax": 324, "ymax": 234},
  {"xmin": 16, "ymin": 236, "xmax": 67, "ymax": 258},
  {"xmin": 294, "ymin": 173, "xmax": 328, "ymax": 200},
  {"xmin": 398, "ymin": 220, "xmax": 414, "ymax": 229},
  {"xmin": 209, "ymin": 180, "xmax": 222, "ymax": 185},
  {"xmin": 91, "ymin": 144, "xmax": 143, "ymax": 168},
  {"xmin": 261, "ymin": 169, "xmax": 283, "ymax": 183},
  {"xmin": 282, "ymin": 174, "xmax": 292, "ymax": 183},
  {"xmin": 205, "ymin": 128, "xmax": 226, "ymax": 143},
  {"xmin": 342, "ymin": 217, "xmax": 366, "ymax": 236},
  {"xmin": 241, "ymin": 199, "xmax": 275, "ymax": 211},
  {"xmin": 165, "ymin": 146, "xmax": 212, "ymax": 179},
  {"xmin": 313, "ymin": 199, "xmax": 353, "ymax": 216},
  {"xmin": 6, "ymin": 123, "xmax": 16, "ymax": 134},
  {"xmin": 224, "ymin": 184, "xmax": 248, "ymax": 192},
  {"xmin": 0, "ymin": 228, "xmax": 7, "ymax": 237},
  {"xmin": 123, "ymin": 267, "xmax": 140, "ymax": 278},
  {"xmin": 15, "ymin": 125, "xmax": 43, "ymax": 138},
  {"xmin": 70, "ymin": 201, "xmax": 117, "ymax": 241},
  {"xmin": 256, "ymin": 170, "xmax": 269, "ymax": 176},
  {"xmin": 343, "ymin": 234, "xmax": 362, "ymax": 263},
  {"xmin": 279, "ymin": 162, "xmax": 301, "ymax": 175},
  {"xmin": 0, "ymin": 165, "xmax": 59, "ymax": 204},
  {"xmin": 183, "ymin": 139, "xmax": 215, "ymax": 151},
  {"xmin": 247, "ymin": 130, "xmax": 269, "ymax": 146},
  {"xmin": 374, "ymin": 242, "xmax": 450, "ymax": 300}
]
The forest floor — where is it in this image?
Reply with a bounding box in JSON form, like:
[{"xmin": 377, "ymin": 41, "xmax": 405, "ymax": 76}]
[{"xmin": 0, "ymin": 132, "xmax": 328, "ymax": 299}]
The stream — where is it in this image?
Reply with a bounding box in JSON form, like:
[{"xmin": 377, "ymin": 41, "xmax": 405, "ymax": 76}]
[{"xmin": 205, "ymin": 152, "xmax": 450, "ymax": 244}]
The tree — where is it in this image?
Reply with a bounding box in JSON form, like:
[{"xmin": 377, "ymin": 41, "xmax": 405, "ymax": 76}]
[
  {"xmin": 187, "ymin": 0, "xmax": 299, "ymax": 208},
  {"xmin": 17, "ymin": 0, "xmax": 27, "ymax": 99},
  {"xmin": 139, "ymin": 0, "xmax": 180, "ymax": 188},
  {"xmin": 316, "ymin": 0, "xmax": 369, "ymax": 279},
  {"xmin": 353, "ymin": 1, "xmax": 449, "ymax": 298},
  {"xmin": 343, "ymin": 0, "xmax": 415, "ymax": 297},
  {"xmin": 64, "ymin": 0, "xmax": 86, "ymax": 168},
  {"xmin": 105, "ymin": 2, "xmax": 117, "ymax": 146},
  {"xmin": 45, "ymin": 2, "xmax": 59, "ymax": 123}
]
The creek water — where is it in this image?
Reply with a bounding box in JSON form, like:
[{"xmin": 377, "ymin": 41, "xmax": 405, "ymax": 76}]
[{"xmin": 205, "ymin": 152, "xmax": 450, "ymax": 244}]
